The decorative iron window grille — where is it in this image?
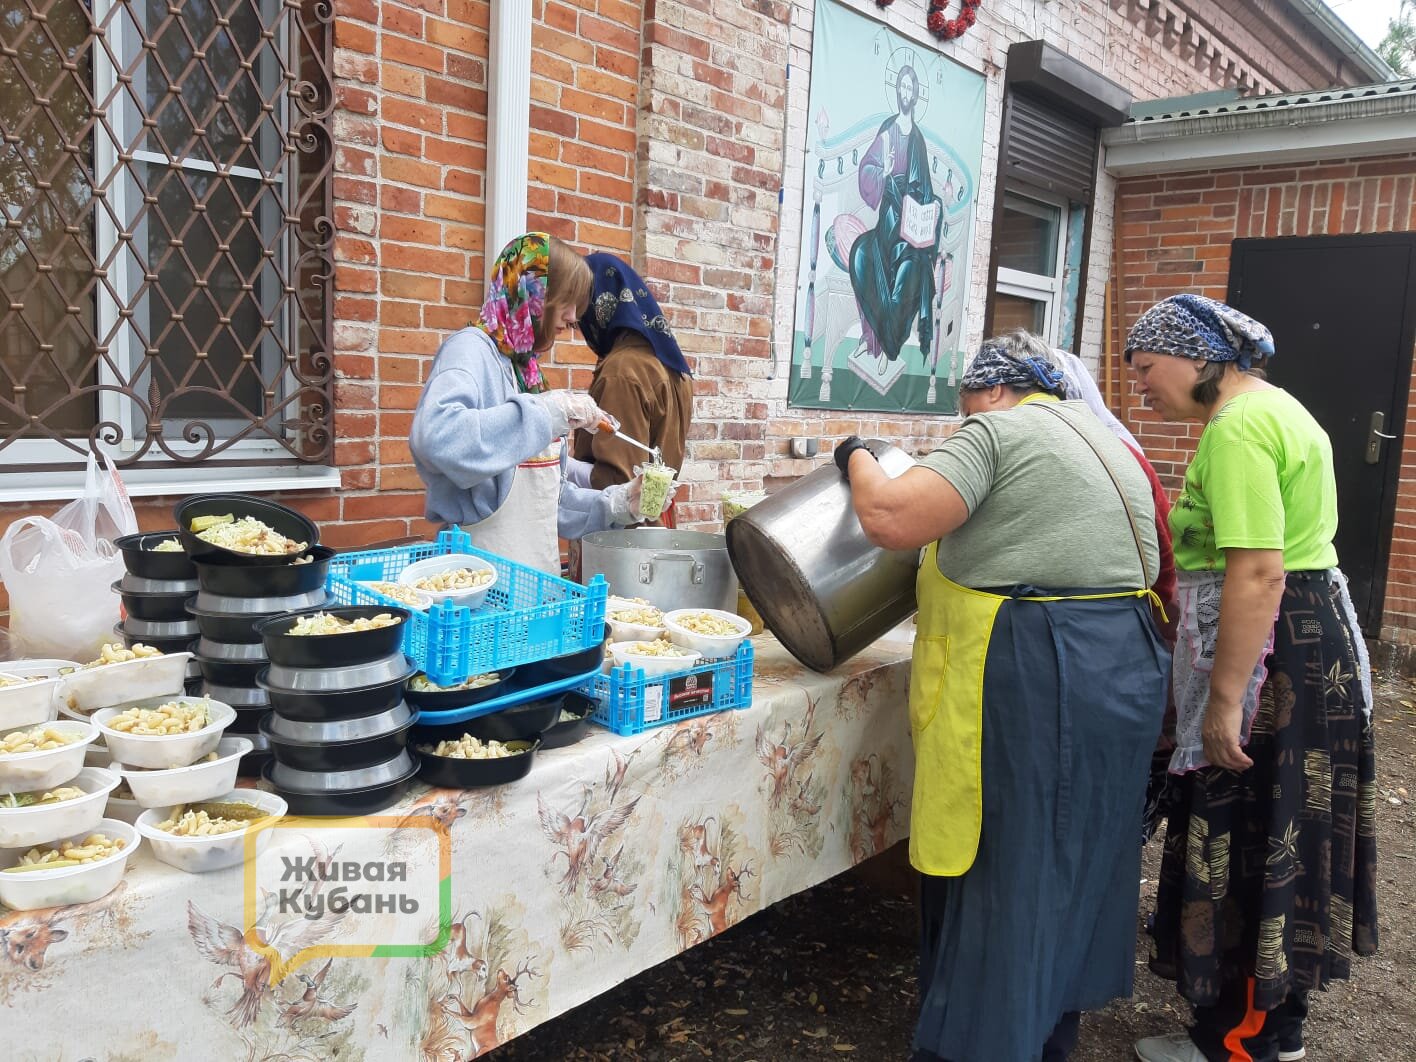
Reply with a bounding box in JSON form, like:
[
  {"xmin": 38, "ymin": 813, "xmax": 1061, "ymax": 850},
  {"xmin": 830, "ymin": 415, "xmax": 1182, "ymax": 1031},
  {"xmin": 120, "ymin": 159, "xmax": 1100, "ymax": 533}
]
[{"xmin": 0, "ymin": 0, "xmax": 334, "ymax": 471}]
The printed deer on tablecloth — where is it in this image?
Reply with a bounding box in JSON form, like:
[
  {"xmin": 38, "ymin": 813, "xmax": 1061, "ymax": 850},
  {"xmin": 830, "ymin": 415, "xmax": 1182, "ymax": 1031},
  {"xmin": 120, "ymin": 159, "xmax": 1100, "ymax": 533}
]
[
  {"xmin": 0, "ymin": 883, "xmax": 128, "ymax": 973},
  {"xmin": 690, "ymin": 860, "xmax": 755, "ymax": 937},
  {"xmin": 438, "ymin": 955, "xmax": 539, "ymax": 1057}
]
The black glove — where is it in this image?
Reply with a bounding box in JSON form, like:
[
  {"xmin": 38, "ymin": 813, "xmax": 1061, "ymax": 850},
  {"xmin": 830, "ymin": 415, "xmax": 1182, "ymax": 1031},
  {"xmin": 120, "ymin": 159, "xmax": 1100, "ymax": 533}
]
[{"xmin": 834, "ymin": 436, "xmax": 872, "ymax": 480}]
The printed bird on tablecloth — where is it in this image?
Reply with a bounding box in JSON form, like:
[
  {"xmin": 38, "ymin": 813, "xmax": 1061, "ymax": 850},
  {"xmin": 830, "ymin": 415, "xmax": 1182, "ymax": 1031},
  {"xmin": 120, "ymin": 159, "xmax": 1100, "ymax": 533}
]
[
  {"xmin": 279, "ymin": 957, "xmax": 356, "ymax": 1027},
  {"xmin": 536, "ymin": 790, "xmax": 641, "ymax": 896},
  {"xmin": 756, "ymin": 695, "xmax": 824, "ymax": 805}
]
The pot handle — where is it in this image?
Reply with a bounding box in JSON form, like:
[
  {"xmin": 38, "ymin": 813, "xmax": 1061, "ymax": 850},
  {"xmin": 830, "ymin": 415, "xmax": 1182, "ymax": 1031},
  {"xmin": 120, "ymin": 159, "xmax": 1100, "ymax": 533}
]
[{"xmin": 638, "ymin": 553, "xmax": 705, "ymax": 586}]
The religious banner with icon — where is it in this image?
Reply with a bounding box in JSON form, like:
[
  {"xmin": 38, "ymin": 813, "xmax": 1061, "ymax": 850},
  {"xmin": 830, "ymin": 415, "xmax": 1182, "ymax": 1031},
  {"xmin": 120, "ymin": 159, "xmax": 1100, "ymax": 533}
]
[{"xmin": 789, "ymin": 0, "xmax": 985, "ymax": 414}]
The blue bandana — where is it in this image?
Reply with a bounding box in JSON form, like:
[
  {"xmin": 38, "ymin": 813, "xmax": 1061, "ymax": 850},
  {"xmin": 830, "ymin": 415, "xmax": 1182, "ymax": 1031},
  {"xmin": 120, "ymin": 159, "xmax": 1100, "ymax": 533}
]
[
  {"xmin": 959, "ymin": 343, "xmax": 1065, "ymax": 394},
  {"xmin": 579, "ymin": 253, "xmax": 693, "ymax": 377},
  {"xmin": 1124, "ymin": 294, "xmax": 1274, "ymax": 370}
]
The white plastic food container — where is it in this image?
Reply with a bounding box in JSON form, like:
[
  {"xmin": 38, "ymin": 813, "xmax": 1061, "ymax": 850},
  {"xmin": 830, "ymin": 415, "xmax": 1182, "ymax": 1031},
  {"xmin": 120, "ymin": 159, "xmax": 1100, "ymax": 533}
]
[
  {"xmin": 397, "ymin": 553, "xmax": 498, "ymax": 610},
  {"xmin": 0, "ymin": 818, "xmax": 138, "ymax": 911},
  {"xmin": 607, "ymin": 640, "xmax": 702, "ymax": 679},
  {"xmin": 1, "ymin": 660, "xmax": 77, "ymax": 729},
  {"xmin": 136, "ymin": 789, "xmax": 287, "ymax": 874},
  {"xmin": 59, "ymin": 651, "xmax": 193, "ymax": 719},
  {"xmin": 663, "ymin": 608, "xmax": 753, "ymax": 660},
  {"xmin": 0, "ymin": 719, "xmax": 99, "ymax": 792},
  {"xmin": 114, "ymin": 736, "xmax": 252, "ymax": 808},
  {"xmin": 605, "ymin": 596, "xmax": 668, "ymax": 644},
  {"xmin": 0, "ymin": 767, "xmax": 120, "ymax": 849},
  {"xmin": 93, "ymin": 698, "xmax": 236, "ymax": 770}
]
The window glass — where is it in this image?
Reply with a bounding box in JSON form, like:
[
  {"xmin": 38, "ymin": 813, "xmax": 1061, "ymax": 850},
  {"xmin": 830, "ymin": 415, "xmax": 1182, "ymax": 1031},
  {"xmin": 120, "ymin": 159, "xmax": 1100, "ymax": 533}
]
[
  {"xmin": 996, "ymin": 197, "xmax": 1061, "ymax": 276},
  {"xmin": 992, "ymin": 292, "xmax": 1047, "ymax": 335}
]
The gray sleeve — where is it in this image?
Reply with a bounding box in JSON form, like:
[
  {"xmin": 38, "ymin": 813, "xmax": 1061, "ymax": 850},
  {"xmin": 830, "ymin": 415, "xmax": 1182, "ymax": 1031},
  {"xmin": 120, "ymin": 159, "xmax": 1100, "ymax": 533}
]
[
  {"xmin": 917, "ymin": 417, "xmax": 999, "ymax": 513},
  {"xmin": 409, "ymin": 368, "xmax": 556, "ymax": 491},
  {"xmin": 556, "ymin": 481, "xmax": 616, "ymax": 540}
]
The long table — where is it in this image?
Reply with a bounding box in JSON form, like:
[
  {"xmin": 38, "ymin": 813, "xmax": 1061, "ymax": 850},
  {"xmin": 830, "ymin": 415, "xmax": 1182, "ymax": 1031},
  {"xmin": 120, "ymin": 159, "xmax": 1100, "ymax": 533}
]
[{"xmin": 5, "ymin": 635, "xmax": 913, "ymax": 1059}]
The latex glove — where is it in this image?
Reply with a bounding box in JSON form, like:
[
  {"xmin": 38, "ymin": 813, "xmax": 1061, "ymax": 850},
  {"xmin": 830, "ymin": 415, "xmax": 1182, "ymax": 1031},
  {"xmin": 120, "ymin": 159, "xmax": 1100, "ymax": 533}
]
[
  {"xmin": 604, "ymin": 479, "xmax": 640, "ymax": 525},
  {"xmin": 537, "ymin": 390, "xmax": 606, "ymax": 436}
]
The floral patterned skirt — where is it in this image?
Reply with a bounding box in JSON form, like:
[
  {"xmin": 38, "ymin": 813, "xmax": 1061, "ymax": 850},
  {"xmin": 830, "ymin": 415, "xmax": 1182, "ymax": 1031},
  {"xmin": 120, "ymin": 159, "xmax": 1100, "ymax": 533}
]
[{"xmin": 1149, "ymin": 572, "xmax": 1379, "ymax": 1010}]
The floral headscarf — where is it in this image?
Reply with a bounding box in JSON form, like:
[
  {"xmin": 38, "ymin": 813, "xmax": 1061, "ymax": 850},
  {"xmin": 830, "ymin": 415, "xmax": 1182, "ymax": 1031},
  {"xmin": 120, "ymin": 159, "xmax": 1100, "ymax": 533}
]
[
  {"xmin": 1124, "ymin": 294, "xmax": 1274, "ymax": 371},
  {"xmin": 478, "ymin": 232, "xmax": 550, "ymax": 393}
]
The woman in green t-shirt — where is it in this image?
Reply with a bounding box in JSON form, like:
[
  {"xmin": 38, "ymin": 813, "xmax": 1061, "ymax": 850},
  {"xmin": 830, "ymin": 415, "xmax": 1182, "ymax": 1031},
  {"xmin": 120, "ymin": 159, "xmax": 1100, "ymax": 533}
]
[{"xmin": 1127, "ymin": 295, "xmax": 1377, "ymax": 1062}]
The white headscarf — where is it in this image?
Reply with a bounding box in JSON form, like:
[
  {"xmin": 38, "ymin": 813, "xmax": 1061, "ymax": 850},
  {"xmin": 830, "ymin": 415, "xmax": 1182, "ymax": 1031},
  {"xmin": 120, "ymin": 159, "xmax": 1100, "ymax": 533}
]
[{"xmin": 1054, "ymin": 349, "xmax": 1142, "ymax": 453}]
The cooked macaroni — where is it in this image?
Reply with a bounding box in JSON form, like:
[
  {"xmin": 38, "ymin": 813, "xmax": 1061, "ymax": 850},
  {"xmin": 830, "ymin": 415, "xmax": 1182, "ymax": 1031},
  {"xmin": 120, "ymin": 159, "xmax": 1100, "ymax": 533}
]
[
  {"xmin": 411, "ymin": 567, "xmax": 494, "ymax": 594},
  {"xmin": 5, "ymin": 833, "xmax": 126, "ymax": 871},
  {"xmin": 621, "ymin": 639, "xmax": 696, "ymax": 658},
  {"xmin": 191, "ymin": 514, "xmax": 307, "ymax": 556},
  {"xmin": 673, "ymin": 612, "xmax": 744, "ymax": 637},
  {"xmin": 0, "ymin": 786, "xmax": 84, "ymax": 809},
  {"xmin": 420, "ymin": 734, "xmax": 525, "ymax": 759},
  {"xmin": 409, "ymin": 672, "xmax": 499, "ymax": 693},
  {"xmin": 81, "ymin": 642, "xmax": 163, "ymax": 668},
  {"xmin": 155, "ymin": 803, "xmax": 261, "ymax": 836},
  {"xmin": 365, "ymin": 581, "xmax": 428, "ymax": 608},
  {"xmin": 105, "ymin": 700, "xmax": 210, "ymax": 736},
  {"xmin": 148, "ymin": 538, "xmax": 184, "ymax": 552},
  {"xmin": 287, "ymin": 611, "xmax": 400, "ymax": 636},
  {"xmin": 0, "ymin": 726, "xmax": 80, "ymax": 756},
  {"xmin": 610, "ymin": 601, "xmax": 665, "ymax": 626}
]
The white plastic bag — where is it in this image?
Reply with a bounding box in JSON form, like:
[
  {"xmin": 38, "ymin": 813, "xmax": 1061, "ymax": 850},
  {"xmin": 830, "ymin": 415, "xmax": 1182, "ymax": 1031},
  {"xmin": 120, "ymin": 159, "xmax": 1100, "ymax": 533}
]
[{"xmin": 0, "ymin": 453, "xmax": 137, "ymax": 660}]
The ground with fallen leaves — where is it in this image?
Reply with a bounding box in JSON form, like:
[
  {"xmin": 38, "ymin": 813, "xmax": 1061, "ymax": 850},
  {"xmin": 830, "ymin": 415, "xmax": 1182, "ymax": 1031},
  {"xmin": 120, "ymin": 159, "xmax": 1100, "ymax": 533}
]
[{"xmin": 488, "ymin": 677, "xmax": 1416, "ymax": 1062}]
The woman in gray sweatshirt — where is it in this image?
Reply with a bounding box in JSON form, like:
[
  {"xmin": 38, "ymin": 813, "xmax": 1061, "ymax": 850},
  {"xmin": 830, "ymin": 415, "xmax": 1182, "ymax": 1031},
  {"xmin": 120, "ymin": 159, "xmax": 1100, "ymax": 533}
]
[{"xmin": 411, "ymin": 233, "xmax": 643, "ymax": 574}]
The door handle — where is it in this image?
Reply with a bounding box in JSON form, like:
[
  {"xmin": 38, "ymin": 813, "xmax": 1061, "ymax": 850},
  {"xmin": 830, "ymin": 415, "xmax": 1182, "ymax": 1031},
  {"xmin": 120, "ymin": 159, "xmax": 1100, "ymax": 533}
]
[{"xmin": 1367, "ymin": 411, "xmax": 1396, "ymax": 464}]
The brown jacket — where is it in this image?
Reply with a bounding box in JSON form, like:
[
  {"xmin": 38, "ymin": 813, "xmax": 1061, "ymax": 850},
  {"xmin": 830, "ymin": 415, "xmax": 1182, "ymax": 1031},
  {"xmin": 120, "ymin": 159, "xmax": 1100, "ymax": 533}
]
[{"xmin": 573, "ymin": 335, "xmax": 693, "ymax": 488}]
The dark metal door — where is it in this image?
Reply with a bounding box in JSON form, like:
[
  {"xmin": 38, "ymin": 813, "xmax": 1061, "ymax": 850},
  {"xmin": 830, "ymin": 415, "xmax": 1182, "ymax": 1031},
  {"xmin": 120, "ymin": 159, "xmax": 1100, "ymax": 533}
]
[{"xmin": 1229, "ymin": 234, "xmax": 1416, "ymax": 635}]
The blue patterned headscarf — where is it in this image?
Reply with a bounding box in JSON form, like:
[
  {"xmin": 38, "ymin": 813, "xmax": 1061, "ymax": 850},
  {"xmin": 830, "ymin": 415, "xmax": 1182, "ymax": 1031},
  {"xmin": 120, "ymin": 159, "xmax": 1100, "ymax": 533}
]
[
  {"xmin": 578, "ymin": 253, "xmax": 693, "ymax": 377},
  {"xmin": 1124, "ymin": 294, "xmax": 1275, "ymax": 370},
  {"xmin": 959, "ymin": 342, "xmax": 1066, "ymax": 394}
]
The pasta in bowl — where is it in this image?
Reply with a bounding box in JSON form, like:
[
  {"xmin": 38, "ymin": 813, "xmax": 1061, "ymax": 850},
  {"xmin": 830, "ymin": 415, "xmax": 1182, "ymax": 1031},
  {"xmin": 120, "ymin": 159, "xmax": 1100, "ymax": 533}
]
[
  {"xmin": 0, "ymin": 818, "xmax": 138, "ymax": 911},
  {"xmin": 136, "ymin": 789, "xmax": 287, "ymax": 873},
  {"xmin": 607, "ymin": 638, "xmax": 703, "ymax": 678},
  {"xmin": 663, "ymin": 608, "xmax": 752, "ymax": 660}
]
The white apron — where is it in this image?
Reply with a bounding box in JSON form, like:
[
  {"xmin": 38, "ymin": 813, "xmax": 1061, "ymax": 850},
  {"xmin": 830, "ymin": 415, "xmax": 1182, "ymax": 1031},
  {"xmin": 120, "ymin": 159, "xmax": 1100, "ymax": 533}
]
[{"xmin": 464, "ymin": 439, "xmax": 564, "ymax": 575}]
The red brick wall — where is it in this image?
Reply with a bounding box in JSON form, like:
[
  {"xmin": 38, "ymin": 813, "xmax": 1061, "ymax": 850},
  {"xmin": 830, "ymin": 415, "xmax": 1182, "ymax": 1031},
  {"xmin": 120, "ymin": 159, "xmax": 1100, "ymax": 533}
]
[{"xmin": 1110, "ymin": 152, "xmax": 1416, "ymax": 641}]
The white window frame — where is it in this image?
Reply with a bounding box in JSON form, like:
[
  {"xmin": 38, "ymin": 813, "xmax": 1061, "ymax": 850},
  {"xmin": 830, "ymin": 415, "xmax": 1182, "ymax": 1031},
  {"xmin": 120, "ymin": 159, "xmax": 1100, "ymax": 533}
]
[
  {"xmin": 6, "ymin": 0, "xmax": 305, "ymax": 477},
  {"xmin": 993, "ymin": 191, "xmax": 1069, "ymax": 346}
]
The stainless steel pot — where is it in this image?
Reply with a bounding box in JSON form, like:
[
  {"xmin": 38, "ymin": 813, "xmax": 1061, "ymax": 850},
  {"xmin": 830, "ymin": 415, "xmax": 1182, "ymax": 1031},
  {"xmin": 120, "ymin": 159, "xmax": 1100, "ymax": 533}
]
[
  {"xmin": 580, "ymin": 529, "xmax": 738, "ymax": 613},
  {"xmin": 726, "ymin": 441, "xmax": 919, "ymax": 673}
]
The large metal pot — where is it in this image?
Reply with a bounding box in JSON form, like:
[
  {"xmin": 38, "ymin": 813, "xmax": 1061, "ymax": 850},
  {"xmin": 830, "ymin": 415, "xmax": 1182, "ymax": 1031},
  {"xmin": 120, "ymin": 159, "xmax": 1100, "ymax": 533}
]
[
  {"xmin": 726, "ymin": 442, "xmax": 919, "ymax": 673},
  {"xmin": 580, "ymin": 529, "xmax": 738, "ymax": 613}
]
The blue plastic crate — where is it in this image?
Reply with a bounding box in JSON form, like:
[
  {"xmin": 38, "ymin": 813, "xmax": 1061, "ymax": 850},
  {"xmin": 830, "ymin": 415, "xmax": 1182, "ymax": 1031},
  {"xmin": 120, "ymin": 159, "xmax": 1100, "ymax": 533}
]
[
  {"xmin": 584, "ymin": 641, "xmax": 753, "ymax": 736},
  {"xmin": 326, "ymin": 527, "xmax": 607, "ymax": 685}
]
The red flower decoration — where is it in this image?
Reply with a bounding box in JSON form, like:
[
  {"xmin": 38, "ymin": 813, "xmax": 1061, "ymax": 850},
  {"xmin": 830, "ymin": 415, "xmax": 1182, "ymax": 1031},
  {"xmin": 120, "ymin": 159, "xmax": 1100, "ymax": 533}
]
[{"xmin": 923, "ymin": 0, "xmax": 982, "ymax": 41}]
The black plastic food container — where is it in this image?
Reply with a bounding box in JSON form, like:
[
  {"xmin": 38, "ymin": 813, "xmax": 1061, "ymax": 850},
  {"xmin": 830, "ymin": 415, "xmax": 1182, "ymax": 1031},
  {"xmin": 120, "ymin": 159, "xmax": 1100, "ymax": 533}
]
[
  {"xmin": 115, "ymin": 531, "xmax": 197, "ymax": 581},
  {"xmin": 257, "ymin": 672, "xmax": 408, "ymax": 722},
  {"xmin": 260, "ymin": 712, "xmax": 416, "ymax": 773},
  {"xmin": 516, "ymin": 637, "xmax": 607, "ymax": 687},
  {"xmin": 192, "ymin": 545, "xmax": 334, "ymax": 597},
  {"xmin": 256, "ymin": 606, "xmax": 410, "ymax": 669},
  {"xmin": 114, "ymin": 583, "xmax": 194, "ymax": 622},
  {"xmin": 195, "ymin": 654, "xmax": 267, "ymax": 689},
  {"xmin": 175, "ymin": 494, "xmax": 320, "ymax": 566},
  {"xmin": 540, "ymin": 693, "xmax": 595, "ymax": 750},
  {"xmin": 402, "ymin": 667, "xmax": 518, "ymax": 711},
  {"xmin": 415, "ymin": 737, "xmax": 539, "ymax": 789}
]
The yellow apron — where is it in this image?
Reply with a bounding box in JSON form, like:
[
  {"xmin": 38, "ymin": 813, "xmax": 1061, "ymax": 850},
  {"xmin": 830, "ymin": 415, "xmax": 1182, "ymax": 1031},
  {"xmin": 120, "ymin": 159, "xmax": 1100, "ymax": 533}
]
[
  {"xmin": 907, "ymin": 547, "xmax": 1160, "ymax": 875},
  {"xmin": 907, "ymin": 394, "xmax": 1163, "ymax": 876}
]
